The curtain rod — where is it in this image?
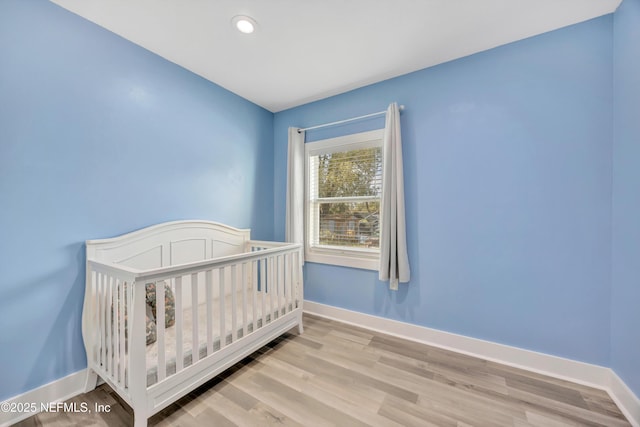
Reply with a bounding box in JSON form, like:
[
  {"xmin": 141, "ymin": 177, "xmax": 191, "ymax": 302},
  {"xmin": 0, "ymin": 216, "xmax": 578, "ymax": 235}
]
[{"xmin": 297, "ymin": 104, "xmax": 405, "ymax": 133}]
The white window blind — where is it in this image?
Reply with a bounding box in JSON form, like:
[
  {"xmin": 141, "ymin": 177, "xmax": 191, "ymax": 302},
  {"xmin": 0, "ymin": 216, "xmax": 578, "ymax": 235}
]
[{"xmin": 305, "ymin": 129, "xmax": 383, "ymax": 269}]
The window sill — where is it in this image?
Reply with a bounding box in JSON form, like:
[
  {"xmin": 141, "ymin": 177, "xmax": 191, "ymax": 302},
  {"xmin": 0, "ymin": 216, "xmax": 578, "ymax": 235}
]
[{"xmin": 305, "ymin": 248, "xmax": 379, "ymax": 271}]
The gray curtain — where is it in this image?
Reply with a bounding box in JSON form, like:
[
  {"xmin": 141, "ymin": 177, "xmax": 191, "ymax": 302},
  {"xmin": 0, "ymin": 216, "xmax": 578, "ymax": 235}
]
[
  {"xmin": 378, "ymin": 103, "xmax": 410, "ymax": 290},
  {"xmin": 285, "ymin": 127, "xmax": 305, "ymax": 254}
]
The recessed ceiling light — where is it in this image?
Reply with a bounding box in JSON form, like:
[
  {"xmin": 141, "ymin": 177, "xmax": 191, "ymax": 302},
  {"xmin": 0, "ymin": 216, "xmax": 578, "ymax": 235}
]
[{"xmin": 232, "ymin": 15, "xmax": 257, "ymax": 34}]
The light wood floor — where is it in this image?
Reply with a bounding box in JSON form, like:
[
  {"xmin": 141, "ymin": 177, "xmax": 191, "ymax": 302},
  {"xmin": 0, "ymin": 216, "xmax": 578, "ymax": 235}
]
[{"xmin": 16, "ymin": 314, "xmax": 630, "ymax": 427}]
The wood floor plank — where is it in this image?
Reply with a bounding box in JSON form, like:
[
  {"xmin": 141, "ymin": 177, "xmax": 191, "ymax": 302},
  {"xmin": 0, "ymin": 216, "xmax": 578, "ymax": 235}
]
[
  {"xmin": 217, "ymin": 381, "xmax": 260, "ymax": 411},
  {"xmin": 195, "ymin": 407, "xmax": 236, "ymax": 427},
  {"xmin": 250, "ymin": 353, "xmax": 403, "ymax": 427},
  {"xmin": 525, "ymin": 409, "xmax": 590, "ymax": 427},
  {"xmin": 413, "ymin": 382, "xmax": 527, "ymax": 426},
  {"xmin": 506, "ymin": 375, "xmax": 589, "ymax": 409},
  {"xmin": 379, "ymin": 395, "xmax": 462, "ymax": 427},
  {"xmin": 260, "ymin": 338, "xmax": 420, "ymax": 404},
  {"xmin": 322, "ymin": 319, "xmax": 375, "ymax": 340},
  {"xmin": 327, "ymin": 328, "xmax": 373, "ymax": 345},
  {"xmin": 486, "ymin": 360, "xmax": 606, "ymax": 396},
  {"xmin": 508, "ymin": 388, "xmax": 630, "ymax": 427},
  {"xmin": 582, "ymin": 391, "xmax": 631, "ymax": 419},
  {"xmin": 305, "ymin": 352, "xmax": 420, "ymax": 403},
  {"xmin": 316, "ymin": 339, "xmax": 520, "ymax": 419},
  {"xmin": 15, "ymin": 314, "xmax": 631, "ymax": 427},
  {"xmin": 248, "ymin": 402, "xmax": 304, "ymax": 427},
  {"xmin": 378, "ymin": 354, "xmax": 436, "ymax": 380},
  {"xmin": 287, "ymin": 334, "xmax": 324, "ymax": 350},
  {"xmin": 378, "ymin": 401, "xmax": 446, "ymax": 427},
  {"xmin": 245, "ymin": 371, "xmax": 371, "ymax": 427}
]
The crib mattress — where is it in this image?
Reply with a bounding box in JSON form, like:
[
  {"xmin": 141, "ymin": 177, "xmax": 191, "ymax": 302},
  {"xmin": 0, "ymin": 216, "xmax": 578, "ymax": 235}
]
[{"xmin": 145, "ymin": 289, "xmax": 296, "ymax": 386}]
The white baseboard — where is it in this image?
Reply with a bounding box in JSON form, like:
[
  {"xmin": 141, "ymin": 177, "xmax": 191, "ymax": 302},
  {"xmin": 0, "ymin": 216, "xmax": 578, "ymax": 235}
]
[
  {"xmin": 303, "ymin": 301, "xmax": 609, "ymax": 387},
  {"xmin": 608, "ymin": 370, "xmax": 640, "ymax": 427},
  {"xmin": 304, "ymin": 300, "xmax": 640, "ymax": 427},
  {"xmin": 0, "ymin": 370, "xmax": 86, "ymax": 427}
]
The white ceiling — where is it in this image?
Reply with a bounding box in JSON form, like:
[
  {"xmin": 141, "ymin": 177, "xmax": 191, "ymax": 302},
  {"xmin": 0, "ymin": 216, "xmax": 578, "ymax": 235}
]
[{"xmin": 50, "ymin": 0, "xmax": 621, "ymax": 113}]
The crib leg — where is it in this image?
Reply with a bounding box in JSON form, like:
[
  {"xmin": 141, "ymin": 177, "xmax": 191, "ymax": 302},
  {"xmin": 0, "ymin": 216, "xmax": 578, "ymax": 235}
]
[
  {"xmin": 83, "ymin": 368, "xmax": 98, "ymax": 393},
  {"xmin": 297, "ymin": 313, "xmax": 304, "ymax": 335},
  {"xmin": 133, "ymin": 410, "xmax": 148, "ymax": 427}
]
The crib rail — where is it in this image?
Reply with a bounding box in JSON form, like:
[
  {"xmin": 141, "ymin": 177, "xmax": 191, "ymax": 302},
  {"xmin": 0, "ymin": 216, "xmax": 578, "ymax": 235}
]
[{"xmin": 85, "ymin": 242, "xmax": 302, "ymax": 400}]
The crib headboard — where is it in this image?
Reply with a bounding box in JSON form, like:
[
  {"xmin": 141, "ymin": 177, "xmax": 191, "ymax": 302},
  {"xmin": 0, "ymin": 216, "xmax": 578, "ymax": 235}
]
[{"xmin": 86, "ymin": 220, "xmax": 251, "ymax": 270}]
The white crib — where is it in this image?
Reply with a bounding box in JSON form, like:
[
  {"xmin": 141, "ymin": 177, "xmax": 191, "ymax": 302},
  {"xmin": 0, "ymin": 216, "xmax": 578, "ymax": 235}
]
[{"xmin": 82, "ymin": 220, "xmax": 303, "ymax": 427}]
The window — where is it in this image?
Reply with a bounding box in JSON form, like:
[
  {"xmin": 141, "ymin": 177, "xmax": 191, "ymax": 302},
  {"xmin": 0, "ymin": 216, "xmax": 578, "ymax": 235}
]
[{"xmin": 305, "ymin": 129, "xmax": 383, "ymax": 270}]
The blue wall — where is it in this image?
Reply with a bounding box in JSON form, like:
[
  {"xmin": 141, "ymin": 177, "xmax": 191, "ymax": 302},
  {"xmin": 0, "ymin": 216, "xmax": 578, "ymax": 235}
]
[
  {"xmin": 275, "ymin": 16, "xmax": 614, "ymax": 366},
  {"xmin": 1, "ymin": 0, "xmax": 637, "ymax": 405},
  {"xmin": 612, "ymin": 0, "xmax": 640, "ymax": 397},
  {"xmin": 0, "ymin": 1, "xmax": 274, "ymax": 400}
]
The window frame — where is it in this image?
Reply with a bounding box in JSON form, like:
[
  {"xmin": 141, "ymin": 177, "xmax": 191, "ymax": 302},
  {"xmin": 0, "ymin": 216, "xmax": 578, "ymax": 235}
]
[{"xmin": 304, "ymin": 129, "xmax": 384, "ymax": 270}]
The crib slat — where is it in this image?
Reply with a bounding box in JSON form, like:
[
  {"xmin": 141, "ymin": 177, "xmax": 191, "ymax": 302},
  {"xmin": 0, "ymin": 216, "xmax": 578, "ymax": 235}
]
[
  {"xmin": 292, "ymin": 252, "xmax": 298, "ymax": 309},
  {"xmin": 114, "ymin": 277, "xmax": 120, "ymax": 382},
  {"xmin": 104, "ymin": 276, "xmax": 109, "ymax": 374},
  {"xmin": 231, "ymin": 264, "xmax": 237, "ymax": 343},
  {"xmin": 90, "ymin": 271, "xmax": 97, "ymax": 365},
  {"xmin": 295, "ymin": 252, "xmax": 299, "ymax": 310},
  {"xmin": 291, "ymin": 252, "xmax": 296, "ymax": 311},
  {"xmin": 191, "ymin": 273, "xmax": 199, "ymax": 363},
  {"xmin": 111, "ymin": 276, "xmax": 117, "ymax": 375},
  {"xmin": 175, "ymin": 276, "xmax": 183, "ymax": 372},
  {"xmin": 272, "ymin": 255, "xmax": 280, "ymax": 319},
  {"xmin": 285, "ymin": 253, "xmax": 291, "ymax": 315},
  {"xmin": 241, "ymin": 262, "xmax": 247, "ymax": 338},
  {"xmin": 278, "ymin": 254, "xmax": 282, "ymax": 310},
  {"xmin": 260, "ymin": 258, "xmax": 266, "ymax": 327},
  {"xmin": 269, "ymin": 256, "xmax": 276, "ymax": 322},
  {"xmin": 272, "ymin": 257, "xmax": 277, "ymax": 320},
  {"xmin": 205, "ymin": 270, "xmax": 213, "ymax": 356},
  {"xmin": 219, "ymin": 268, "xmax": 226, "ymax": 349},
  {"xmin": 288, "ymin": 252, "xmax": 293, "ymax": 312},
  {"xmin": 290, "ymin": 252, "xmax": 296, "ymax": 310},
  {"xmin": 282, "ymin": 253, "xmax": 287, "ymax": 314},
  {"xmin": 106, "ymin": 277, "xmax": 114, "ymax": 376},
  {"xmin": 113, "ymin": 277, "xmax": 120, "ymax": 377},
  {"xmin": 291, "ymin": 252, "xmax": 296, "ymax": 309},
  {"xmin": 102, "ymin": 273, "xmax": 107, "ymax": 371},
  {"xmin": 283, "ymin": 254, "xmax": 288, "ymax": 315},
  {"xmin": 275, "ymin": 256, "xmax": 280, "ymax": 317},
  {"xmin": 118, "ymin": 277, "xmax": 125, "ymax": 386},
  {"xmin": 277, "ymin": 255, "xmax": 283, "ymax": 318},
  {"xmin": 103, "ymin": 276, "xmax": 112, "ymax": 374},
  {"xmin": 252, "ymin": 260, "xmax": 258, "ymax": 333},
  {"xmin": 296, "ymin": 251, "xmax": 303, "ymax": 308},
  {"xmin": 118, "ymin": 279, "xmax": 124, "ymax": 382},
  {"xmin": 283, "ymin": 255, "xmax": 287, "ymax": 316},
  {"xmin": 157, "ymin": 280, "xmax": 166, "ymax": 381},
  {"xmin": 95, "ymin": 272, "xmax": 99, "ymax": 367},
  {"xmin": 112, "ymin": 276, "xmax": 118, "ymax": 376},
  {"xmin": 99, "ymin": 273, "xmax": 106, "ymax": 370}
]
